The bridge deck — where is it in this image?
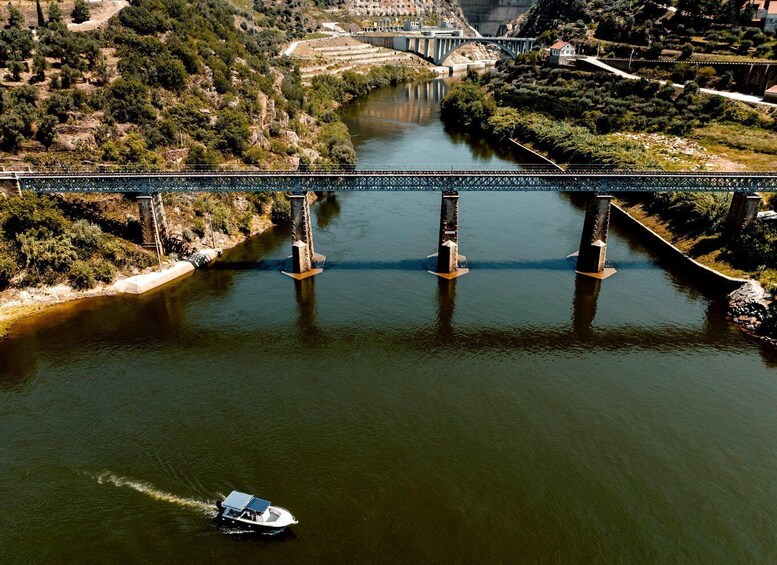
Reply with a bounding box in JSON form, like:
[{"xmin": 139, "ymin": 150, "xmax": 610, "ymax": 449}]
[{"xmin": 3, "ymin": 169, "xmax": 777, "ymax": 192}]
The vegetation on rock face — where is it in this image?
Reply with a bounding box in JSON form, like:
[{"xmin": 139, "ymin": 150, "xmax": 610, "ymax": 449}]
[{"xmin": 0, "ymin": 0, "xmax": 426, "ymax": 295}]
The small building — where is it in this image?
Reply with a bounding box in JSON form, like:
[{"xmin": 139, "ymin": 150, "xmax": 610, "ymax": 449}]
[
  {"xmin": 766, "ymin": 1, "xmax": 777, "ymax": 31},
  {"xmin": 765, "ymin": 84, "xmax": 777, "ymax": 103},
  {"xmin": 752, "ymin": 0, "xmax": 769, "ymax": 19},
  {"xmin": 549, "ymin": 41, "xmax": 575, "ymax": 65},
  {"xmin": 403, "ymin": 20, "xmax": 421, "ymax": 32}
]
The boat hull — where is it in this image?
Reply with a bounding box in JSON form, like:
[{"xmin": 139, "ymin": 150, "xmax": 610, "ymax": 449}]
[
  {"xmin": 215, "ymin": 501, "xmax": 297, "ymax": 533},
  {"xmin": 216, "ymin": 513, "xmax": 289, "ymax": 534}
]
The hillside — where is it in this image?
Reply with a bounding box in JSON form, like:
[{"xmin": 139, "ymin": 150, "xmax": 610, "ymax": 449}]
[{"xmin": 515, "ymin": 0, "xmax": 777, "ymax": 60}]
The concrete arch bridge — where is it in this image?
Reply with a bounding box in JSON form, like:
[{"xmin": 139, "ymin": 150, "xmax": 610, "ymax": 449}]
[{"xmin": 360, "ymin": 35, "xmax": 535, "ymax": 65}]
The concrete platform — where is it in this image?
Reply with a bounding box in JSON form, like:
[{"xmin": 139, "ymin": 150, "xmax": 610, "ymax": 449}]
[
  {"xmin": 282, "ymin": 268, "xmax": 324, "ymax": 280},
  {"xmin": 567, "ymin": 251, "xmax": 616, "ymax": 279},
  {"xmin": 427, "ymin": 253, "xmax": 469, "ymax": 279},
  {"xmin": 282, "ymin": 253, "xmax": 326, "ymax": 279},
  {"xmin": 113, "ymin": 261, "xmax": 195, "ymax": 294},
  {"xmin": 428, "ymin": 268, "xmax": 470, "ymax": 279},
  {"xmin": 575, "ymin": 267, "xmax": 617, "ymax": 280}
]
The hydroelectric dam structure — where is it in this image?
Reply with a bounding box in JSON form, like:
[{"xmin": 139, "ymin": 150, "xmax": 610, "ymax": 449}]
[
  {"xmin": 358, "ymin": 35, "xmax": 535, "ymax": 65},
  {"xmin": 1, "ymin": 168, "xmax": 776, "ymax": 280}
]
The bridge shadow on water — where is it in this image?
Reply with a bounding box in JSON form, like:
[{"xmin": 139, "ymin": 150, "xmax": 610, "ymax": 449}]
[{"xmin": 206, "ymin": 257, "xmax": 657, "ymax": 272}]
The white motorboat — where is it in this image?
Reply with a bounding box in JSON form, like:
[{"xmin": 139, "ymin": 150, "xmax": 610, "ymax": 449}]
[{"xmin": 216, "ymin": 491, "xmax": 298, "ymax": 533}]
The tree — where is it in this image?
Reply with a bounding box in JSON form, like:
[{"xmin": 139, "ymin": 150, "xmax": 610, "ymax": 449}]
[
  {"xmin": 59, "ymin": 64, "xmax": 82, "ymax": 88},
  {"xmin": 0, "ymin": 112, "xmax": 25, "ymax": 150},
  {"xmin": 48, "ymin": 2, "xmax": 63, "ymax": 26},
  {"xmin": 215, "ymin": 109, "xmax": 250, "ymax": 155},
  {"xmin": 186, "ymin": 144, "xmax": 221, "ymax": 167},
  {"xmin": 36, "ymin": 114, "xmax": 58, "ymax": 147},
  {"xmin": 35, "ymin": 0, "xmax": 45, "ymax": 27},
  {"xmin": 46, "ymin": 92, "xmax": 72, "ymax": 122},
  {"xmin": 8, "ymin": 60, "xmax": 24, "ymax": 81},
  {"xmin": 6, "ymin": 4, "xmax": 24, "ymax": 28},
  {"xmin": 32, "ymin": 51, "xmax": 47, "ymax": 81},
  {"xmin": 71, "ymin": 0, "xmax": 89, "ymax": 24},
  {"xmin": 107, "ymin": 78, "xmax": 156, "ymax": 124},
  {"xmin": 679, "ymin": 43, "xmax": 694, "ymax": 59}
]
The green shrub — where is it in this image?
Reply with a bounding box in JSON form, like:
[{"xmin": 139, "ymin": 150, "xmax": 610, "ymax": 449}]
[
  {"xmin": 92, "ymin": 259, "xmax": 116, "ymax": 283},
  {"xmin": 68, "ymin": 220, "xmax": 103, "ymax": 249},
  {"xmin": 649, "ymin": 192, "xmax": 730, "ymax": 236},
  {"xmin": 1, "ymin": 195, "xmax": 68, "ymax": 238},
  {"xmin": 186, "ymin": 144, "xmax": 221, "ymax": 167},
  {"xmin": 0, "ymin": 256, "xmax": 16, "ymax": 289},
  {"xmin": 726, "ymin": 221, "xmax": 777, "ymax": 270},
  {"xmin": 238, "ymin": 211, "xmax": 253, "ymax": 234},
  {"xmin": 211, "ymin": 205, "xmax": 231, "ymax": 234},
  {"xmin": 270, "ymin": 196, "xmax": 290, "ymax": 223},
  {"xmin": 246, "ymin": 192, "xmax": 270, "ymax": 213},
  {"xmin": 17, "ymin": 230, "xmax": 77, "ymax": 273},
  {"xmin": 243, "ymin": 146, "xmax": 268, "ymax": 165},
  {"xmin": 192, "ymin": 218, "xmax": 206, "ymax": 238},
  {"xmin": 69, "ymin": 260, "xmax": 96, "ymax": 289}
]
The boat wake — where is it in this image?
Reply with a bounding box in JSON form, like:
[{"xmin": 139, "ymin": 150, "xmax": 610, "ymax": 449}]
[{"xmin": 89, "ymin": 471, "xmax": 217, "ymax": 516}]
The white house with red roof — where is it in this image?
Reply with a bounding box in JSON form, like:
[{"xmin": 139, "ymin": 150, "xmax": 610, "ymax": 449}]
[{"xmin": 549, "ymin": 40, "xmax": 575, "ymax": 65}]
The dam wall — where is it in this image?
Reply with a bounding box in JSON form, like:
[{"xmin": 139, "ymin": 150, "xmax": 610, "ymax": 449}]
[{"xmin": 457, "ymin": 0, "xmax": 535, "ymax": 36}]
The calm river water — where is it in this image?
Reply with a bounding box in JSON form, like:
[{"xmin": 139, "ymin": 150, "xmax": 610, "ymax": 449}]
[{"xmin": 2, "ymin": 78, "xmax": 777, "ymax": 563}]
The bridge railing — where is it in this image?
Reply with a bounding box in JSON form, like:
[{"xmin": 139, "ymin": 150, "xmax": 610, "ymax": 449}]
[{"xmin": 4, "ymin": 164, "xmax": 777, "ymax": 176}]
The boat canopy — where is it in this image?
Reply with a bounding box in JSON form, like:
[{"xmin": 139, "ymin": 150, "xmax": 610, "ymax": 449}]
[{"xmin": 223, "ymin": 491, "xmax": 271, "ymax": 513}]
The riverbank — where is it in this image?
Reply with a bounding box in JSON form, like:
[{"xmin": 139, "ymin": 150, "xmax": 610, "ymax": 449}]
[
  {"xmin": 0, "ymin": 207, "xmax": 274, "ymax": 339},
  {"xmin": 508, "ymin": 135, "xmax": 777, "ymax": 345}
]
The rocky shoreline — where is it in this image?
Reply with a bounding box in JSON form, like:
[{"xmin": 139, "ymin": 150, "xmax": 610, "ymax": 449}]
[{"xmin": 727, "ymin": 281, "xmax": 777, "ymax": 347}]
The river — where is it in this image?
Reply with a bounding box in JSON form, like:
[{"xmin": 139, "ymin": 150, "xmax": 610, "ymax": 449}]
[{"xmin": 2, "ymin": 77, "xmax": 777, "ymax": 563}]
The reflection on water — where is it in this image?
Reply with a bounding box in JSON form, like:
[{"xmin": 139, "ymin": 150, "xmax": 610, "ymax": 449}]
[
  {"xmin": 294, "ymin": 277, "xmax": 320, "ymax": 340},
  {"xmin": 436, "ymin": 278, "xmax": 457, "ymax": 341},
  {"xmin": 314, "ymin": 193, "xmax": 341, "ymax": 230},
  {"xmin": 572, "ymin": 275, "xmax": 601, "ymax": 336}
]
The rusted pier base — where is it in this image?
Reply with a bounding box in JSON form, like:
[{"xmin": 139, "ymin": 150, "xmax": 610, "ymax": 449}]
[
  {"xmin": 283, "ymin": 193, "xmax": 324, "ymax": 279},
  {"xmin": 724, "ymin": 191, "xmax": 761, "ymax": 239},
  {"xmin": 575, "ymin": 194, "xmax": 616, "ymax": 279},
  {"xmin": 136, "ymin": 193, "xmax": 169, "ymax": 255},
  {"xmin": 429, "ymin": 191, "xmax": 468, "ymax": 279}
]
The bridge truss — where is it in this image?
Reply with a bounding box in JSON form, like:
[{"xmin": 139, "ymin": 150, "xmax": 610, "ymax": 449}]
[{"xmin": 5, "ymin": 170, "xmax": 777, "ymax": 193}]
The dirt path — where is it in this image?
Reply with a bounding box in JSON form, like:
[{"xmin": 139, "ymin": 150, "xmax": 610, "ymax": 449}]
[
  {"xmin": 580, "ymin": 56, "xmax": 777, "ymax": 109},
  {"xmin": 67, "ymin": 0, "xmax": 129, "ymax": 32}
]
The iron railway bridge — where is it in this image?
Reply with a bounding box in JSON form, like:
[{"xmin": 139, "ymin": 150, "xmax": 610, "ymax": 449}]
[
  {"xmin": 2, "ymin": 168, "xmax": 775, "ymax": 280},
  {"xmin": 3, "ymin": 169, "xmax": 777, "ymax": 193}
]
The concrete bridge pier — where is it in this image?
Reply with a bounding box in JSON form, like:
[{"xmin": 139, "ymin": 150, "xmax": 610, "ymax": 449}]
[
  {"xmin": 284, "ymin": 193, "xmax": 324, "ymax": 279},
  {"xmin": 575, "ymin": 194, "xmax": 616, "ymax": 279},
  {"xmin": 430, "ymin": 191, "xmax": 469, "ymax": 278},
  {"xmin": 0, "ymin": 177, "xmax": 21, "ymax": 198},
  {"xmin": 136, "ymin": 193, "xmax": 169, "ymax": 254},
  {"xmin": 724, "ymin": 191, "xmax": 761, "ymax": 239}
]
